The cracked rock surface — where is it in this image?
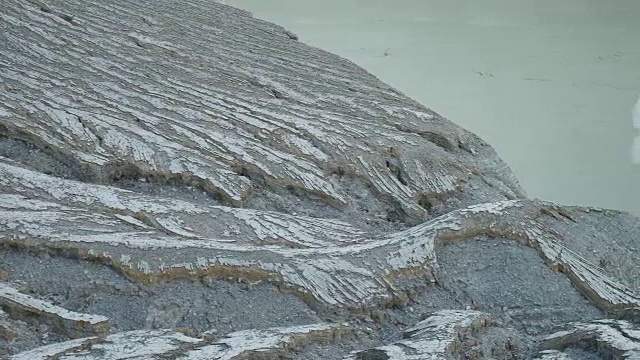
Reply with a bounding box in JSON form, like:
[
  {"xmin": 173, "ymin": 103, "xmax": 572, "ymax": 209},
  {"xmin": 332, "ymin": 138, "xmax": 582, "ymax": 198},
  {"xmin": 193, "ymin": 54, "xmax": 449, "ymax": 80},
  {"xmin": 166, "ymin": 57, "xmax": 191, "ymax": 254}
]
[{"xmin": 0, "ymin": 0, "xmax": 639, "ymax": 359}]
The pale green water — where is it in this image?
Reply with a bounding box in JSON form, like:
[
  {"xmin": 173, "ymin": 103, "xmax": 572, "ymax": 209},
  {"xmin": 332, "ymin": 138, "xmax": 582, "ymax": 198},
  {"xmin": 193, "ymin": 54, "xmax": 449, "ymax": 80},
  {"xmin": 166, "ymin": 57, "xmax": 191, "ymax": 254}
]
[{"xmin": 226, "ymin": 0, "xmax": 640, "ymax": 214}]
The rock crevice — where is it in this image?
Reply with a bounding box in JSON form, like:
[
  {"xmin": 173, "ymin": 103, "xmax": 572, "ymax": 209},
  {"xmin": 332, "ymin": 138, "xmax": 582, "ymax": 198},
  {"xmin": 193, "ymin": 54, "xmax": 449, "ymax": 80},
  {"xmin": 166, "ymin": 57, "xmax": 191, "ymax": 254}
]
[{"xmin": 0, "ymin": 0, "xmax": 638, "ymax": 358}]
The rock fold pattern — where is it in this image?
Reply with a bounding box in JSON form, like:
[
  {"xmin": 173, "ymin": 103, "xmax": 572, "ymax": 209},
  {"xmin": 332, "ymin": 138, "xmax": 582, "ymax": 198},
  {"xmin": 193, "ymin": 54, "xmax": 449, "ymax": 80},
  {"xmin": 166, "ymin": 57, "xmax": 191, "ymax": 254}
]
[{"xmin": 0, "ymin": 0, "xmax": 639, "ymax": 358}]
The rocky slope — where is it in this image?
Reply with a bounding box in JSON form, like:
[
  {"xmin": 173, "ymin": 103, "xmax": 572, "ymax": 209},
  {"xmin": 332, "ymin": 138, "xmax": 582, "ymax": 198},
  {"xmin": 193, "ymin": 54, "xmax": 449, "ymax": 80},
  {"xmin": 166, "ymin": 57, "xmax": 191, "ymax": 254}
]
[{"xmin": 0, "ymin": 0, "xmax": 638, "ymax": 359}]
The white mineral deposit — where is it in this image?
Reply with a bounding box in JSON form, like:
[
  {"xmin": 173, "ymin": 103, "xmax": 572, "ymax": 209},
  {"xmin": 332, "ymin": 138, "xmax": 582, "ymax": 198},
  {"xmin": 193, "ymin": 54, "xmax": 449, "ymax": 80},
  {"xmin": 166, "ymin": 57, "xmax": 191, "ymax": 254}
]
[{"xmin": 0, "ymin": 1, "xmax": 638, "ymax": 359}]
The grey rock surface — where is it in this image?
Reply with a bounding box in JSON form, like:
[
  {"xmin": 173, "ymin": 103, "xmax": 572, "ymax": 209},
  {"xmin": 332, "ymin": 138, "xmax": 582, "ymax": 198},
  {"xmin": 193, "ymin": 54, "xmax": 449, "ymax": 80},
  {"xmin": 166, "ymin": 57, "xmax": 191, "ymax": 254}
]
[{"xmin": 0, "ymin": 0, "xmax": 639, "ymax": 359}]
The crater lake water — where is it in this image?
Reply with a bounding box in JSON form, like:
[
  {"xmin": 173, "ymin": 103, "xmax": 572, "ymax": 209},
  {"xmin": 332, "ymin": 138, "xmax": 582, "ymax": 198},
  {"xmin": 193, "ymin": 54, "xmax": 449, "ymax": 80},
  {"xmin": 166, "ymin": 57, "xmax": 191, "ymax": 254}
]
[{"xmin": 226, "ymin": 0, "xmax": 640, "ymax": 214}]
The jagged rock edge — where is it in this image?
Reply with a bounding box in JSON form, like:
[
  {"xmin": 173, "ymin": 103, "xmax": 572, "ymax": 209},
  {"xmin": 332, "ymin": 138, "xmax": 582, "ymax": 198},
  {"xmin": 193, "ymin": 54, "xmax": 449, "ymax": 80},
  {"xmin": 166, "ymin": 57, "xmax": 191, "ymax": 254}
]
[{"xmin": 1, "ymin": 169, "xmax": 638, "ymax": 316}]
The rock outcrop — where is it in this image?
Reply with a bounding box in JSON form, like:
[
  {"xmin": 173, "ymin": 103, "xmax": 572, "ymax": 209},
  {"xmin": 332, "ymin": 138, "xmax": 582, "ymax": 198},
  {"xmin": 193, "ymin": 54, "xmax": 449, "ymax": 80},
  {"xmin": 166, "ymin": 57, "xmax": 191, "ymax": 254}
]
[{"xmin": 0, "ymin": 0, "xmax": 638, "ymax": 358}]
